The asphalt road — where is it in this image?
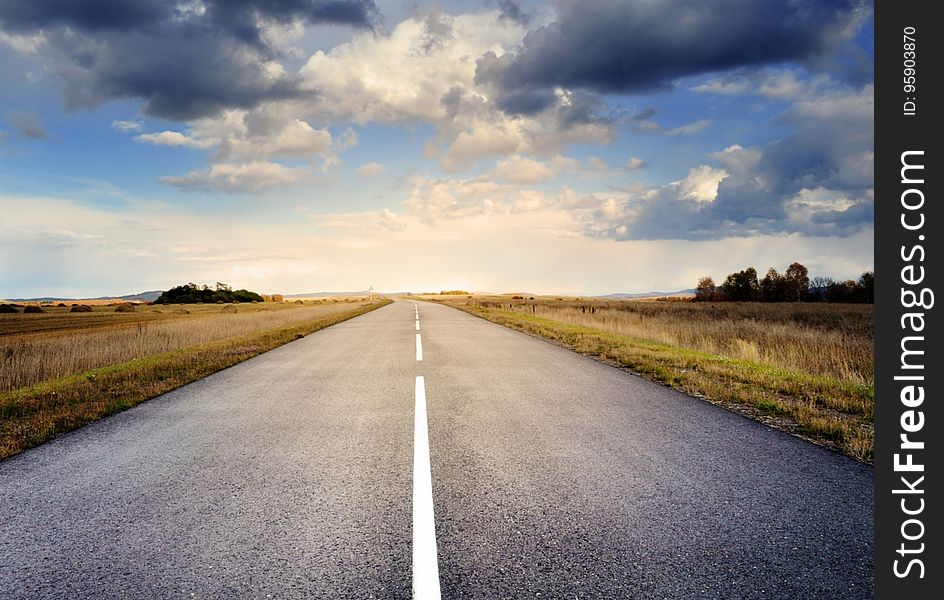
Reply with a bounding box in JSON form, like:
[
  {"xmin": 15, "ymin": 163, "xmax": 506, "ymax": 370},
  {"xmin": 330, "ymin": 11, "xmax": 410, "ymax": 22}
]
[{"xmin": 0, "ymin": 299, "xmax": 873, "ymax": 598}]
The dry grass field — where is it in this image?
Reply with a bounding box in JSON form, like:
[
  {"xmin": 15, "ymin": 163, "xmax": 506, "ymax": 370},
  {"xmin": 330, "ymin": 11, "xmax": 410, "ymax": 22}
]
[
  {"xmin": 0, "ymin": 298, "xmax": 388, "ymax": 459},
  {"xmin": 1, "ymin": 299, "xmax": 371, "ymax": 392},
  {"xmin": 427, "ymin": 295, "xmax": 874, "ymax": 461}
]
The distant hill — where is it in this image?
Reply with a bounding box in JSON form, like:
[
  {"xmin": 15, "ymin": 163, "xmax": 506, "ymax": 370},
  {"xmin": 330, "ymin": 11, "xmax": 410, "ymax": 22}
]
[
  {"xmin": 2, "ymin": 290, "xmax": 163, "ymax": 303},
  {"xmin": 596, "ymin": 289, "xmax": 696, "ymax": 299}
]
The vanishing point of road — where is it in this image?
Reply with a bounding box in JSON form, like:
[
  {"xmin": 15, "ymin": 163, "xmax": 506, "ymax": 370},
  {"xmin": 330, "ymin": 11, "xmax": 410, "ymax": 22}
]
[{"xmin": 0, "ymin": 300, "xmax": 873, "ymax": 598}]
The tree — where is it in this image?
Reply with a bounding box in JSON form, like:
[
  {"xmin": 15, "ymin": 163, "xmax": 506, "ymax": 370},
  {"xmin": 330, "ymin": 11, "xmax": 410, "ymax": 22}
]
[
  {"xmin": 155, "ymin": 283, "xmax": 263, "ymax": 304},
  {"xmin": 721, "ymin": 267, "xmax": 758, "ymax": 301},
  {"xmin": 759, "ymin": 268, "xmax": 786, "ymax": 302},
  {"xmin": 784, "ymin": 262, "xmax": 809, "ymax": 302},
  {"xmin": 827, "ymin": 280, "xmax": 859, "ymax": 303},
  {"xmin": 809, "ymin": 276, "xmax": 835, "ymax": 302},
  {"xmin": 857, "ymin": 271, "xmax": 874, "ymax": 303},
  {"xmin": 695, "ymin": 277, "xmax": 717, "ymax": 302}
]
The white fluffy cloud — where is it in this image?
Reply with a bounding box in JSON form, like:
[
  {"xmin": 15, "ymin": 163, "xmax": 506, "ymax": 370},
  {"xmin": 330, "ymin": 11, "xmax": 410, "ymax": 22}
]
[
  {"xmin": 298, "ymin": 10, "xmax": 612, "ymax": 172},
  {"xmin": 488, "ymin": 155, "xmax": 556, "ymax": 184},
  {"xmin": 674, "ymin": 165, "xmax": 728, "ymax": 203},
  {"xmin": 130, "ymin": 109, "xmax": 336, "ymax": 191},
  {"xmin": 299, "ymin": 12, "xmax": 527, "ymax": 124}
]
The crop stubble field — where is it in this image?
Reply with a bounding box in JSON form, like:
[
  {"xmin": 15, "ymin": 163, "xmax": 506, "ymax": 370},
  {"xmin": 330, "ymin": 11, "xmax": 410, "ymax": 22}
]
[
  {"xmin": 0, "ymin": 298, "xmax": 389, "ymax": 459},
  {"xmin": 426, "ymin": 295, "xmax": 874, "ymax": 461}
]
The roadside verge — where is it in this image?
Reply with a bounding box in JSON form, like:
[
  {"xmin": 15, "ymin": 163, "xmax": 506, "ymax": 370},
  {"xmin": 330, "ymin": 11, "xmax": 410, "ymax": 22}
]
[
  {"xmin": 0, "ymin": 300, "xmax": 391, "ymax": 460},
  {"xmin": 434, "ymin": 301, "xmax": 873, "ymax": 462}
]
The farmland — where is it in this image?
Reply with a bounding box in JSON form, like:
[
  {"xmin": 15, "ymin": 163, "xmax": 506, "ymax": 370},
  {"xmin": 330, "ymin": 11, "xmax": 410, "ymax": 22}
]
[
  {"xmin": 426, "ymin": 294, "xmax": 874, "ymax": 461},
  {"xmin": 0, "ymin": 298, "xmax": 389, "ymax": 459}
]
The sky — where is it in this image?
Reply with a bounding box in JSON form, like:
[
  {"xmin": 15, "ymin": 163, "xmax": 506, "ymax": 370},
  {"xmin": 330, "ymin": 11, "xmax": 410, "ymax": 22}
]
[{"xmin": 0, "ymin": 0, "xmax": 874, "ymax": 297}]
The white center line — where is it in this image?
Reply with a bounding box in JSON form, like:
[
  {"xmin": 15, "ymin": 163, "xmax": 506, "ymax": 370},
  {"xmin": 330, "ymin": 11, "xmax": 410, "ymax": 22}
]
[
  {"xmin": 416, "ymin": 320, "xmax": 420, "ymax": 331},
  {"xmin": 413, "ymin": 376, "xmax": 442, "ymax": 600},
  {"xmin": 416, "ymin": 333, "xmax": 423, "ymax": 361}
]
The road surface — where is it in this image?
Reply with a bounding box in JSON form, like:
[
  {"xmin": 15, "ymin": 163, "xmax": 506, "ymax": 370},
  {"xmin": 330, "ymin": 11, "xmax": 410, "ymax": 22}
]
[{"xmin": 0, "ymin": 299, "xmax": 873, "ymax": 598}]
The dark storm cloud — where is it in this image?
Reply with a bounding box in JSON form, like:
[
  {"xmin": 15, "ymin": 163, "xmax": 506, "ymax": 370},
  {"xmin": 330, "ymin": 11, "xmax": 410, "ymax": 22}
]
[
  {"xmin": 476, "ymin": 0, "xmax": 867, "ymax": 115},
  {"xmin": 0, "ymin": 1, "xmax": 378, "ymax": 32},
  {"xmin": 497, "ymin": 0, "xmax": 530, "ymax": 26},
  {"xmin": 0, "ymin": 0, "xmax": 170, "ymax": 32},
  {"xmin": 0, "ymin": 0, "xmax": 379, "ymax": 120}
]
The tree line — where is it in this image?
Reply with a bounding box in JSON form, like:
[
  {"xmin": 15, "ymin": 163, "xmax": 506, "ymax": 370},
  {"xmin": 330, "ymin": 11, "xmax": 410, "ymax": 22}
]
[
  {"xmin": 154, "ymin": 282, "xmax": 264, "ymax": 304},
  {"xmin": 695, "ymin": 263, "xmax": 874, "ymax": 303}
]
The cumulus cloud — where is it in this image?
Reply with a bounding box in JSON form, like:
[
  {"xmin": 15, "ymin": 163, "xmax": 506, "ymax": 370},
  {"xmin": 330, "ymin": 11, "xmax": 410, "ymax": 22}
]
[
  {"xmin": 298, "ymin": 11, "xmax": 612, "ymax": 171},
  {"xmin": 626, "ymin": 157, "xmax": 646, "ymax": 170},
  {"xmin": 160, "ymin": 161, "xmax": 307, "ymax": 192},
  {"xmin": 356, "ymin": 162, "xmax": 385, "ymax": 177},
  {"xmin": 588, "ymin": 84, "xmax": 874, "ymax": 240},
  {"xmin": 0, "ymin": 1, "xmax": 379, "ymax": 120},
  {"xmin": 675, "ymin": 165, "xmax": 728, "ymax": 203},
  {"xmin": 403, "ymin": 175, "xmax": 542, "ymax": 222},
  {"xmin": 475, "ymin": 0, "xmax": 868, "ymax": 115},
  {"xmin": 7, "ymin": 111, "xmax": 49, "ymax": 139},
  {"xmin": 488, "ymin": 155, "xmax": 556, "ymax": 184}
]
